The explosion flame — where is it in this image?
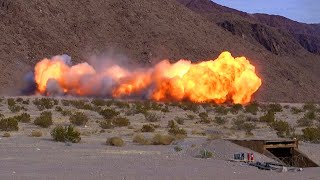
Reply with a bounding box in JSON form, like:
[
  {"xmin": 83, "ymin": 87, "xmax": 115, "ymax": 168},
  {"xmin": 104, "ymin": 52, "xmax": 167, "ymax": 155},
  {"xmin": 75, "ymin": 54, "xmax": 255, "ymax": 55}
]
[{"xmin": 34, "ymin": 51, "xmax": 262, "ymax": 104}]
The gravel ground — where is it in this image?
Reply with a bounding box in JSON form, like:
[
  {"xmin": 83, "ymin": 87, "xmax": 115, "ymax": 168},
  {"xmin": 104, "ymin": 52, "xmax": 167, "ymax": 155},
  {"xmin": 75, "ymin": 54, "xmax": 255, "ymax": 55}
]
[{"xmin": 0, "ymin": 135, "xmax": 319, "ymax": 180}]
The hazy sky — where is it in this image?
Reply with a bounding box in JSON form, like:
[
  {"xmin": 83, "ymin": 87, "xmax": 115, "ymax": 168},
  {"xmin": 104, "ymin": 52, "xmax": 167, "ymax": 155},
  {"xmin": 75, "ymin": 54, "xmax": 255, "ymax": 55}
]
[{"xmin": 212, "ymin": 0, "xmax": 320, "ymax": 24}]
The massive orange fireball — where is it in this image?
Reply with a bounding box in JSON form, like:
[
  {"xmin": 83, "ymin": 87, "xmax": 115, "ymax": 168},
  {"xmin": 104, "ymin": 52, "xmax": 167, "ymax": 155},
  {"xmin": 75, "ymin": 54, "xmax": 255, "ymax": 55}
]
[{"xmin": 34, "ymin": 51, "xmax": 262, "ymax": 104}]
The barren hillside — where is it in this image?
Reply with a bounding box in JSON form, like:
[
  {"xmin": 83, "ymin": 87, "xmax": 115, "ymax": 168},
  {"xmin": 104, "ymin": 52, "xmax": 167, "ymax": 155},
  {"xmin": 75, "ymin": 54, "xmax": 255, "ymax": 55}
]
[{"xmin": 0, "ymin": 0, "xmax": 320, "ymax": 102}]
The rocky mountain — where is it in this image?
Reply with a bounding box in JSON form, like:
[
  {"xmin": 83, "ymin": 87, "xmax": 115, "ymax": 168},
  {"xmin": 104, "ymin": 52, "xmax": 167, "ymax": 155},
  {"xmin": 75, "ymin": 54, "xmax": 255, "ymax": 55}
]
[{"xmin": 0, "ymin": 0, "xmax": 320, "ymax": 102}]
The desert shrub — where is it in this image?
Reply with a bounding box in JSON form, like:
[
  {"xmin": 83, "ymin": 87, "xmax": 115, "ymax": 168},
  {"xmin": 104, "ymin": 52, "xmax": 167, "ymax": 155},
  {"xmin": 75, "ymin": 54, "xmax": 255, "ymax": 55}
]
[
  {"xmin": 199, "ymin": 149, "xmax": 213, "ymax": 159},
  {"xmin": 174, "ymin": 117, "xmax": 185, "ymax": 125},
  {"xmin": 270, "ymin": 120, "xmax": 293, "ymax": 138},
  {"xmin": 168, "ymin": 126, "xmax": 187, "ymax": 137},
  {"xmin": 61, "ymin": 100, "xmax": 70, "ymax": 106},
  {"xmin": 232, "ymin": 116, "xmax": 256, "ymax": 135},
  {"xmin": 31, "ymin": 130, "xmax": 43, "ymax": 137},
  {"xmin": 174, "ymin": 146, "xmax": 183, "ymax": 152},
  {"xmin": 91, "ymin": 98, "xmax": 106, "ymax": 106},
  {"xmin": 69, "ymin": 112, "xmax": 89, "ymax": 126},
  {"xmin": 0, "ymin": 117, "xmax": 18, "ymax": 131},
  {"xmin": 152, "ymin": 133, "xmax": 175, "ymax": 145},
  {"xmin": 179, "ymin": 102, "xmax": 199, "ymax": 113},
  {"xmin": 161, "ymin": 105, "xmax": 170, "ymax": 113},
  {"xmin": 7, "ymin": 98, "xmax": 16, "ymax": 107},
  {"xmin": 99, "ymin": 109, "xmax": 119, "ymax": 119},
  {"xmin": 214, "ymin": 116, "xmax": 227, "ymax": 125},
  {"xmin": 112, "ymin": 116, "xmax": 130, "ymax": 127},
  {"xmin": 304, "ymin": 111, "xmax": 316, "ymax": 120},
  {"xmin": 106, "ymin": 137, "xmax": 124, "ymax": 147},
  {"xmin": 61, "ymin": 109, "xmax": 72, "ymax": 116},
  {"xmin": 291, "ymin": 107, "xmax": 304, "ymax": 114},
  {"xmin": 301, "ymin": 127, "xmax": 320, "ymax": 143},
  {"xmin": 268, "ymin": 103, "xmax": 283, "ymax": 112},
  {"xmin": 114, "ymin": 101, "xmax": 130, "ymax": 109},
  {"xmin": 33, "ymin": 98, "xmax": 55, "ymax": 110},
  {"xmin": 14, "ymin": 113, "xmax": 31, "ymax": 123},
  {"xmin": 297, "ymin": 117, "xmax": 313, "ymax": 127},
  {"xmin": 55, "ymin": 106, "xmax": 63, "ymax": 112},
  {"xmin": 8, "ymin": 105, "xmax": 22, "ymax": 113},
  {"xmin": 141, "ymin": 124, "xmax": 155, "ymax": 132},
  {"xmin": 244, "ymin": 102, "xmax": 259, "ymax": 115},
  {"xmin": 51, "ymin": 125, "xmax": 81, "ymax": 143},
  {"xmin": 199, "ymin": 116, "xmax": 211, "ymax": 124},
  {"xmin": 167, "ymin": 120, "xmax": 177, "ymax": 129},
  {"xmin": 198, "ymin": 112, "xmax": 211, "ymax": 124},
  {"xmin": 34, "ymin": 111, "xmax": 53, "ymax": 128},
  {"xmin": 16, "ymin": 97, "xmax": 23, "ymax": 103},
  {"xmin": 187, "ymin": 114, "xmax": 196, "ymax": 120},
  {"xmin": 199, "ymin": 112, "xmax": 208, "ymax": 119},
  {"xmin": 133, "ymin": 134, "xmax": 150, "ymax": 145},
  {"xmin": 3, "ymin": 132, "xmax": 11, "ymax": 137},
  {"xmin": 69, "ymin": 100, "xmax": 93, "ymax": 110},
  {"xmin": 144, "ymin": 112, "xmax": 161, "ymax": 122},
  {"xmin": 100, "ymin": 120, "xmax": 114, "ymax": 129},
  {"xmin": 259, "ymin": 110, "xmax": 275, "ymax": 123},
  {"xmin": 230, "ymin": 104, "xmax": 243, "ymax": 114},
  {"xmin": 303, "ymin": 103, "xmax": 317, "ymax": 111},
  {"xmin": 22, "ymin": 99, "xmax": 30, "ymax": 105},
  {"xmin": 215, "ymin": 106, "xmax": 229, "ymax": 115}
]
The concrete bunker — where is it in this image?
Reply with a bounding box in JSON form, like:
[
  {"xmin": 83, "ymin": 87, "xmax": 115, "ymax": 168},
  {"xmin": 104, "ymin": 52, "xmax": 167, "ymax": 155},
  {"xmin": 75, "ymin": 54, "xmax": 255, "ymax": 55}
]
[{"xmin": 230, "ymin": 139, "xmax": 319, "ymax": 168}]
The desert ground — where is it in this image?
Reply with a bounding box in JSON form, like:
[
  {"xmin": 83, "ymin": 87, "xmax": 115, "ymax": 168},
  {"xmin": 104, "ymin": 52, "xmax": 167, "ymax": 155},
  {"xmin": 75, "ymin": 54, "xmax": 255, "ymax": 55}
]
[{"xmin": 0, "ymin": 96, "xmax": 319, "ymax": 179}]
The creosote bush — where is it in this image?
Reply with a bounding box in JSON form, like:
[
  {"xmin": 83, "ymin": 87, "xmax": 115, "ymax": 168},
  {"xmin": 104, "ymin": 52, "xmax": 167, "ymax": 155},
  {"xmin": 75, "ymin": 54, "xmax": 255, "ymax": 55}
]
[
  {"xmin": 34, "ymin": 111, "xmax": 53, "ymax": 128},
  {"xmin": 268, "ymin": 103, "xmax": 283, "ymax": 112},
  {"xmin": 291, "ymin": 107, "xmax": 304, "ymax": 114},
  {"xmin": 33, "ymin": 98, "xmax": 55, "ymax": 110},
  {"xmin": 112, "ymin": 116, "xmax": 130, "ymax": 127},
  {"xmin": 51, "ymin": 125, "xmax": 81, "ymax": 143},
  {"xmin": 141, "ymin": 124, "xmax": 155, "ymax": 132},
  {"xmin": 107, "ymin": 137, "xmax": 124, "ymax": 147},
  {"xmin": 91, "ymin": 98, "xmax": 106, "ymax": 107},
  {"xmin": 303, "ymin": 103, "xmax": 317, "ymax": 111},
  {"xmin": 214, "ymin": 116, "xmax": 227, "ymax": 125},
  {"xmin": 144, "ymin": 112, "xmax": 161, "ymax": 122},
  {"xmin": 179, "ymin": 102, "xmax": 199, "ymax": 113},
  {"xmin": 100, "ymin": 120, "xmax": 114, "ymax": 129},
  {"xmin": 0, "ymin": 118, "xmax": 19, "ymax": 131},
  {"xmin": 174, "ymin": 117, "xmax": 185, "ymax": 125},
  {"xmin": 232, "ymin": 115, "xmax": 256, "ymax": 135},
  {"xmin": 270, "ymin": 120, "xmax": 293, "ymax": 138},
  {"xmin": 69, "ymin": 112, "xmax": 89, "ymax": 126},
  {"xmin": 7, "ymin": 98, "xmax": 16, "ymax": 107},
  {"xmin": 99, "ymin": 109, "xmax": 119, "ymax": 119},
  {"xmin": 301, "ymin": 127, "xmax": 320, "ymax": 143},
  {"xmin": 297, "ymin": 117, "xmax": 313, "ymax": 127},
  {"xmin": 14, "ymin": 113, "xmax": 31, "ymax": 123},
  {"xmin": 244, "ymin": 102, "xmax": 259, "ymax": 115},
  {"xmin": 215, "ymin": 106, "xmax": 229, "ymax": 115},
  {"xmin": 230, "ymin": 104, "xmax": 243, "ymax": 114},
  {"xmin": 259, "ymin": 110, "xmax": 275, "ymax": 123}
]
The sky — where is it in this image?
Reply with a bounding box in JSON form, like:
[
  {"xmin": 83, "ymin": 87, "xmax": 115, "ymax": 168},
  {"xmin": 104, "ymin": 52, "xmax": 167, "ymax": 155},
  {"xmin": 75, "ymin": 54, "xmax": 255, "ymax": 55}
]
[{"xmin": 212, "ymin": 0, "xmax": 320, "ymax": 24}]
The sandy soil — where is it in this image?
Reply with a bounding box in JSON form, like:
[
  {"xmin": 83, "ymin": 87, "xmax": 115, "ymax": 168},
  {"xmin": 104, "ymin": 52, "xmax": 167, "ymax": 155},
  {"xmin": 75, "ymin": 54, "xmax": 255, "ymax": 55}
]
[
  {"xmin": 0, "ymin": 135, "xmax": 319, "ymax": 180},
  {"xmin": 0, "ymin": 97, "xmax": 319, "ymax": 179}
]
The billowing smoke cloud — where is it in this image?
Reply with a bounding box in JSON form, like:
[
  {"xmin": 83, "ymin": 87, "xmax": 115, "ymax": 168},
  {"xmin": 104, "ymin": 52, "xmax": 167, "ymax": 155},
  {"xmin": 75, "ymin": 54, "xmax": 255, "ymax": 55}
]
[{"xmin": 31, "ymin": 52, "xmax": 262, "ymax": 104}]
